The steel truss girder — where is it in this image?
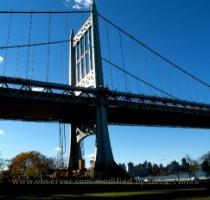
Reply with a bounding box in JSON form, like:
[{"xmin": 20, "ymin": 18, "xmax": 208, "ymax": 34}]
[{"xmin": 0, "ymin": 76, "xmax": 210, "ymax": 118}]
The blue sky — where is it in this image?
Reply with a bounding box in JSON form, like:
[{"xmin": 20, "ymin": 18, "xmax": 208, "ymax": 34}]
[{"xmin": 0, "ymin": 0, "xmax": 210, "ymax": 168}]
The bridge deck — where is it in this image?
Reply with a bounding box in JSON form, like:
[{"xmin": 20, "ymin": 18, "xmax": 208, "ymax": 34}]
[{"xmin": 0, "ymin": 76, "xmax": 210, "ymax": 128}]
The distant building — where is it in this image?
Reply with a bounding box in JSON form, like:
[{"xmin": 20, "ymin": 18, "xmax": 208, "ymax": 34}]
[{"xmin": 119, "ymin": 163, "xmax": 127, "ymax": 172}]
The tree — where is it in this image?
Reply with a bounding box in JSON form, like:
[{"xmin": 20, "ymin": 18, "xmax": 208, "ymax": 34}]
[
  {"xmin": 169, "ymin": 160, "xmax": 180, "ymax": 180},
  {"xmin": 185, "ymin": 155, "xmax": 199, "ymax": 178},
  {"xmin": 0, "ymin": 158, "xmax": 4, "ymax": 175},
  {"xmin": 9, "ymin": 151, "xmax": 55, "ymax": 178},
  {"xmin": 152, "ymin": 164, "xmax": 160, "ymax": 177},
  {"xmin": 128, "ymin": 162, "xmax": 135, "ymax": 176},
  {"xmin": 158, "ymin": 164, "xmax": 168, "ymax": 176},
  {"xmin": 201, "ymin": 151, "xmax": 210, "ymax": 163},
  {"xmin": 181, "ymin": 158, "xmax": 188, "ymax": 172},
  {"xmin": 200, "ymin": 151, "xmax": 210, "ymax": 176},
  {"xmin": 0, "ymin": 158, "xmax": 11, "ymax": 179},
  {"xmin": 201, "ymin": 160, "xmax": 210, "ymax": 175},
  {"xmin": 147, "ymin": 162, "xmax": 153, "ymax": 176}
]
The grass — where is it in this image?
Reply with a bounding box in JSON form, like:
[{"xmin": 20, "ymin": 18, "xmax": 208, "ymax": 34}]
[
  {"xmin": 84, "ymin": 188, "xmax": 204, "ymax": 197},
  {"xmin": 175, "ymin": 198, "xmax": 210, "ymax": 200},
  {"xmin": 9, "ymin": 193, "xmax": 210, "ymax": 200},
  {"xmin": 2, "ymin": 187, "xmax": 210, "ymax": 200},
  {"xmin": 1, "ymin": 181, "xmax": 210, "ymax": 199}
]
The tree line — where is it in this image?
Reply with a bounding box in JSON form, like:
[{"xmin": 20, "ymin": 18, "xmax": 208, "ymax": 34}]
[
  {"xmin": 121, "ymin": 152, "xmax": 210, "ymax": 179},
  {"xmin": 0, "ymin": 151, "xmax": 210, "ymax": 179}
]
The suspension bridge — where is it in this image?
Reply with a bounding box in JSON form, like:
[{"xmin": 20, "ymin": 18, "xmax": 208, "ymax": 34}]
[{"xmin": 0, "ymin": 2, "xmax": 210, "ymax": 177}]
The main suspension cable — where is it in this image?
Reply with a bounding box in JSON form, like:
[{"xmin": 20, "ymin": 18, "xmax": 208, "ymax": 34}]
[
  {"xmin": 98, "ymin": 13, "xmax": 210, "ymax": 89},
  {"xmin": 0, "ymin": 10, "xmax": 91, "ymax": 14},
  {"xmin": 102, "ymin": 57, "xmax": 179, "ymax": 99},
  {"xmin": 0, "ymin": 39, "xmax": 69, "ymax": 50}
]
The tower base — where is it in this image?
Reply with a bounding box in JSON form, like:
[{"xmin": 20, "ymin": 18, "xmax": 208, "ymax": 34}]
[
  {"xmin": 92, "ymin": 162, "xmax": 129, "ymax": 179},
  {"xmin": 68, "ymin": 162, "xmax": 129, "ymax": 180}
]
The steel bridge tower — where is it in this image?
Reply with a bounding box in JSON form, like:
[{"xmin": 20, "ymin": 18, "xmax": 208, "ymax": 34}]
[{"xmin": 68, "ymin": 2, "xmax": 124, "ymax": 178}]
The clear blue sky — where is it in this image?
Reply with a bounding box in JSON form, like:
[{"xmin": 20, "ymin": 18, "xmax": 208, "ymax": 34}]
[{"xmin": 0, "ymin": 0, "xmax": 210, "ymax": 168}]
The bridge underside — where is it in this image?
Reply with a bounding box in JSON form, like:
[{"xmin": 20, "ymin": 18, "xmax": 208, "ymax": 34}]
[
  {"xmin": 0, "ymin": 92, "xmax": 96, "ymax": 123},
  {"xmin": 0, "ymin": 88, "xmax": 210, "ymax": 129}
]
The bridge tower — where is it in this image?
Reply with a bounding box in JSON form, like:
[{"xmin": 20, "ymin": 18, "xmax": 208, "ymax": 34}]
[{"xmin": 68, "ymin": 2, "xmax": 123, "ymax": 178}]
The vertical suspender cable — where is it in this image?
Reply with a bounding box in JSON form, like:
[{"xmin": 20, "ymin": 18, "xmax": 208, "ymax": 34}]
[
  {"xmin": 63, "ymin": 123, "xmax": 66, "ymax": 168},
  {"xmin": 119, "ymin": 30, "xmax": 128, "ymax": 92},
  {"xmin": 58, "ymin": 123, "xmax": 66, "ymax": 169},
  {"xmin": 3, "ymin": 13, "xmax": 12, "ymax": 75},
  {"xmin": 175, "ymin": 70, "xmax": 183, "ymax": 100},
  {"xmin": 144, "ymin": 57, "xmax": 152, "ymax": 95},
  {"xmin": 58, "ymin": 122, "xmax": 63, "ymax": 168},
  {"xmin": 26, "ymin": 13, "xmax": 33, "ymax": 78},
  {"xmin": 31, "ymin": 45, "xmax": 35, "ymax": 80},
  {"xmin": 132, "ymin": 42, "xmax": 140, "ymax": 93},
  {"xmin": 58, "ymin": 123, "xmax": 61, "ymax": 168},
  {"xmin": 46, "ymin": 13, "xmax": 51, "ymax": 82},
  {"xmin": 164, "ymin": 64, "xmax": 173, "ymax": 98},
  {"xmin": 66, "ymin": 14, "xmax": 69, "ymax": 84},
  {"xmin": 61, "ymin": 124, "xmax": 64, "ymax": 168},
  {"xmin": 63, "ymin": 124, "xmax": 66, "ymax": 154},
  {"xmin": 59, "ymin": 123, "xmax": 61, "ymax": 152},
  {"xmin": 15, "ymin": 47, "xmax": 20, "ymax": 77},
  {"xmin": 105, "ymin": 21, "xmax": 113, "ymax": 90},
  {"xmin": 64, "ymin": 13, "xmax": 68, "ymax": 83},
  {"xmin": 154, "ymin": 58, "xmax": 163, "ymax": 97},
  {"xmin": 60, "ymin": 43, "xmax": 64, "ymax": 83}
]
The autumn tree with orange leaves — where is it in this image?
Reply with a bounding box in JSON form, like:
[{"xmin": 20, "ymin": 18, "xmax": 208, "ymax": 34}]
[{"xmin": 9, "ymin": 151, "xmax": 55, "ymax": 178}]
